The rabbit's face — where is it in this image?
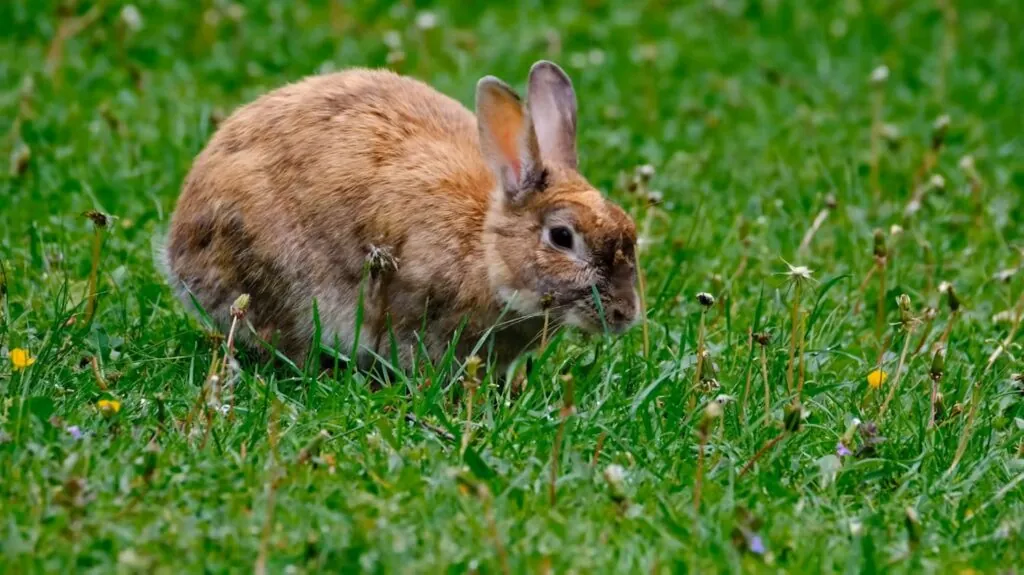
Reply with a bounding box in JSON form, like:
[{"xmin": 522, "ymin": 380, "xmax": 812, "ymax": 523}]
[
  {"xmin": 477, "ymin": 60, "xmax": 639, "ymax": 334},
  {"xmin": 486, "ymin": 165, "xmax": 640, "ymax": 334}
]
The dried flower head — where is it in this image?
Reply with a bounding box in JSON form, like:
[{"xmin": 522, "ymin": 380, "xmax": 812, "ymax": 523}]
[
  {"xmin": 540, "ymin": 292, "xmax": 555, "ymax": 310},
  {"xmin": 366, "ymin": 244, "xmax": 399, "ymax": 277},
  {"xmin": 931, "ymin": 115, "xmax": 950, "ymax": 150},
  {"xmin": 939, "ymin": 282, "xmax": 961, "ymax": 312},
  {"xmin": 753, "ymin": 332, "xmax": 771, "ymax": 346},
  {"xmin": 230, "ymin": 293, "xmax": 250, "ymax": 319},
  {"xmin": 783, "ymin": 401, "xmax": 804, "ymax": 432},
  {"xmin": 897, "ymin": 293, "xmax": 916, "ymax": 327},
  {"xmin": 930, "ymin": 348, "xmax": 945, "ymax": 381},
  {"xmin": 83, "ymin": 210, "xmax": 112, "ymax": 228},
  {"xmin": 696, "ymin": 292, "xmax": 716, "ymax": 307},
  {"xmin": 700, "ymin": 378, "xmax": 721, "ymax": 394},
  {"xmin": 465, "ymin": 355, "xmax": 483, "ymax": 380},
  {"xmin": 873, "ymin": 229, "xmax": 887, "ymax": 259}
]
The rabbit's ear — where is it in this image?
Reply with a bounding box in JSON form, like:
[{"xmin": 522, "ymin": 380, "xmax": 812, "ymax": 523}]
[
  {"xmin": 527, "ymin": 61, "xmax": 578, "ymax": 170},
  {"xmin": 476, "ymin": 76, "xmax": 543, "ymax": 205}
]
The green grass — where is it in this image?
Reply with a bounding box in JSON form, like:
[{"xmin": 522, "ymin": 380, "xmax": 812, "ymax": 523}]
[{"xmin": 3, "ymin": 0, "xmax": 1024, "ymax": 572}]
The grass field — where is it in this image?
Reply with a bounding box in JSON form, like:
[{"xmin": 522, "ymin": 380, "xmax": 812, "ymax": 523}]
[{"xmin": 3, "ymin": 0, "xmax": 1024, "ymax": 572}]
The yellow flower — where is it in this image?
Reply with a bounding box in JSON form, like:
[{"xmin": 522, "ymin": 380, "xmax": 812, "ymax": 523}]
[
  {"xmin": 867, "ymin": 369, "xmax": 888, "ymax": 390},
  {"xmin": 10, "ymin": 348, "xmax": 36, "ymax": 371},
  {"xmin": 97, "ymin": 399, "xmax": 121, "ymax": 416}
]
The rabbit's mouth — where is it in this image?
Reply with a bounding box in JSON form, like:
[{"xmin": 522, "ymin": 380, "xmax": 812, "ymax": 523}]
[{"xmin": 563, "ymin": 295, "xmax": 639, "ymax": 335}]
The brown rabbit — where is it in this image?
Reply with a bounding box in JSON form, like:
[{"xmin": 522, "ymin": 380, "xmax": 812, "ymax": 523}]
[{"xmin": 162, "ymin": 60, "xmax": 639, "ymax": 372}]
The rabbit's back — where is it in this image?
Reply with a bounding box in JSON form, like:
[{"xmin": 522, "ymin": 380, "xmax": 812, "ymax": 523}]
[{"xmin": 165, "ymin": 69, "xmax": 496, "ymax": 363}]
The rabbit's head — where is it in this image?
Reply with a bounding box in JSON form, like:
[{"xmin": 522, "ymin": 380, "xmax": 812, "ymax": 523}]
[{"xmin": 478, "ymin": 61, "xmax": 640, "ymax": 334}]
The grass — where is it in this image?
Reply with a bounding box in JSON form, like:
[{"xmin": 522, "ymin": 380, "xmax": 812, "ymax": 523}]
[{"xmin": 2, "ymin": 0, "xmax": 1024, "ymax": 572}]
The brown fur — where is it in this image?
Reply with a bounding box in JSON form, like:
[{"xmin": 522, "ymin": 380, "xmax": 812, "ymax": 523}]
[{"xmin": 163, "ymin": 62, "xmax": 638, "ymax": 372}]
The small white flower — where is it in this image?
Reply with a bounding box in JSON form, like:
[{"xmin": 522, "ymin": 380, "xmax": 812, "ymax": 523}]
[
  {"xmin": 994, "ymin": 268, "xmax": 1018, "ymax": 282},
  {"xmin": 890, "ymin": 224, "xmax": 904, "ymax": 236},
  {"xmin": 929, "ymin": 174, "xmax": 946, "ymax": 190},
  {"xmin": 415, "ymin": 11, "xmax": 438, "ymax": 30},
  {"xmin": 992, "ymin": 310, "xmax": 1015, "ymax": 324},
  {"xmin": 120, "ymin": 5, "xmax": 143, "ymax": 31},
  {"xmin": 787, "ymin": 264, "xmax": 813, "ymax": 280},
  {"xmin": 636, "ymin": 164, "xmax": 656, "ymax": 181},
  {"xmin": 870, "ymin": 65, "xmax": 890, "ymax": 84},
  {"xmin": 880, "ymin": 123, "xmax": 901, "ymax": 141},
  {"xmin": 849, "ymin": 518, "xmax": 864, "ymax": 537},
  {"xmin": 938, "ymin": 281, "xmax": 952, "ymax": 294},
  {"xmin": 603, "ymin": 464, "xmax": 626, "ymax": 486},
  {"xmin": 933, "ymin": 114, "xmax": 951, "ymax": 132},
  {"xmin": 383, "ymin": 30, "xmax": 402, "ymax": 49},
  {"xmin": 959, "ymin": 155, "xmax": 976, "ymax": 172}
]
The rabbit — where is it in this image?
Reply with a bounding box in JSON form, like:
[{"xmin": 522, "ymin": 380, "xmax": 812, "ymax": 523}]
[{"xmin": 161, "ymin": 60, "xmax": 640, "ymax": 373}]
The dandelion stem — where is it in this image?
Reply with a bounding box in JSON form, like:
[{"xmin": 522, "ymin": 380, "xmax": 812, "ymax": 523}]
[
  {"xmin": 913, "ymin": 313, "xmax": 936, "ymax": 356},
  {"xmin": 83, "ymin": 223, "xmax": 103, "ymax": 326},
  {"xmin": 787, "ymin": 281, "xmax": 801, "ymax": 394},
  {"xmin": 797, "ymin": 310, "xmax": 807, "ymax": 397},
  {"xmin": 876, "ymin": 260, "xmax": 887, "ymax": 343},
  {"xmin": 853, "ymin": 264, "xmax": 877, "ymax": 315},
  {"xmin": 937, "ymin": 310, "xmax": 959, "ymax": 346},
  {"xmin": 540, "ymin": 308, "xmax": 550, "ymax": 350},
  {"xmin": 798, "ymin": 199, "xmax": 834, "ymax": 255},
  {"xmin": 761, "ymin": 344, "xmax": 770, "ymax": 423},
  {"xmin": 741, "ymin": 328, "xmax": 754, "ymax": 421},
  {"xmin": 694, "ymin": 432, "xmax": 706, "ymax": 513},
  {"xmin": 739, "ymin": 432, "xmax": 786, "ymax": 477},
  {"xmin": 461, "ymin": 357, "xmax": 481, "ymax": 458},
  {"xmin": 255, "ymin": 399, "xmax": 282, "ymax": 575},
  {"xmin": 638, "ymin": 264, "xmax": 650, "ymax": 360},
  {"xmin": 549, "ymin": 375, "xmax": 574, "ymax": 507},
  {"xmin": 879, "ymin": 327, "xmax": 914, "ymax": 419},
  {"xmin": 948, "ymin": 292, "xmax": 1024, "ymax": 474},
  {"xmin": 691, "ymin": 309, "xmax": 707, "ymax": 411},
  {"xmin": 637, "ymin": 209, "xmax": 654, "ymax": 360},
  {"xmin": 592, "ymin": 431, "xmax": 607, "ymax": 467}
]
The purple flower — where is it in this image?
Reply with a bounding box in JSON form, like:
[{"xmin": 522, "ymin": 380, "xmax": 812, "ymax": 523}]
[
  {"xmin": 836, "ymin": 441, "xmax": 852, "ymax": 457},
  {"xmin": 67, "ymin": 426, "xmax": 83, "ymax": 440},
  {"xmin": 748, "ymin": 534, "xmax": 765, "ymax": 555}
]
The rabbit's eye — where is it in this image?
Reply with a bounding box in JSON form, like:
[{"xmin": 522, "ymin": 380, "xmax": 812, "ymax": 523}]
[{"xmin": 549, "ymin": 226, "xmax": 574, "ymax": 251}]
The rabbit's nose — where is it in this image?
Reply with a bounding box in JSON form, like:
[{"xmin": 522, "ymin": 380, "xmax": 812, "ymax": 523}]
[
  {"xmin": 605, "ymin": 299, "xmax": 637, "ymax": 332},
  {"xmin": 610, "ymin": 308, "xmax": 628, "ymax": 325}
]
